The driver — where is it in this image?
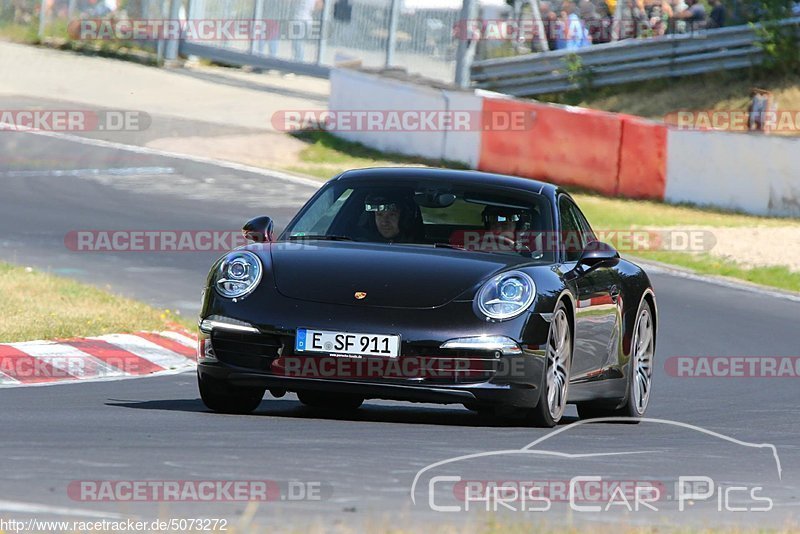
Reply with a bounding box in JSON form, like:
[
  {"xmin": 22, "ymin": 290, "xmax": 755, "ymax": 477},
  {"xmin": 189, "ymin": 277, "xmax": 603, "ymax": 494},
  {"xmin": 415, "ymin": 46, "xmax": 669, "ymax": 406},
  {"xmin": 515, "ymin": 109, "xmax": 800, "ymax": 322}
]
[{"xmin": 363, "ymin": 193, "xmax": 420, "ymax": 243}]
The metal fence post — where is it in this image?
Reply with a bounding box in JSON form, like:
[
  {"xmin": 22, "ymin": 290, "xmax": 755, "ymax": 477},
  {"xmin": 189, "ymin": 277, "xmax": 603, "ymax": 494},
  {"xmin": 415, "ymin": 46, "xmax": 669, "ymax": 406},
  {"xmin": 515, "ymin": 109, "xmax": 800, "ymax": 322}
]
[
  {"xmin": 37, "ymin": 0, "xmax": 47, "ymax": 39},
  {"xmin": 454, "ymin": 0, "xmax": 478, "ymax": 88},
  {"xmin": 164, "ymin": 0, "xmax": 183, "ymax": 61},
  {"xmin": 250, "ymin": 0, "xmax": 265, "ymax": 56},
  {"xmin": 316, "ymin": 0, "xmax": 332, "ymax": 65},
  {"xmin": 385, "ymin": 0, "xmax": 401, "ymax": 68},
  {"xmin": 611, "ymin": 0, "xmax": 624, "ymax": 41},
  {"xmin": 531, "ymin": 0, "xmax": 549, "ymax": 52}
]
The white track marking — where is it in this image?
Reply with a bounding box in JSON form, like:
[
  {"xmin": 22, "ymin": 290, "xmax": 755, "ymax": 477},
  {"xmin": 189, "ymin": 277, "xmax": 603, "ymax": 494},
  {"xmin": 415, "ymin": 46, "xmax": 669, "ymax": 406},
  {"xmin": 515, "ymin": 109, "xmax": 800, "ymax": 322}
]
[
  {"xmin": 0, "ymin": 499, "xmax": 124, "ymax": 518},
  {"xmin": 0, "ymin": 366, "xmax": 194, "ymax": 389},
  {"xmin": 0, "ymin": 369, "xmax": 21, "ymax": 385},
  {"xmin": 1, "ymin": 167, "xmax": 175, "ymax": 178},
  {"xmin": 156, "ymin": 330, "xmax": 197, "ymax": 348},
  {"xmin": 98, "ymin": 334, "xmax": 195, "ymax": 370},
  {"xmin": 10, "ymin": 341, "xmax": 126, "ymax": 379},
  {"xmin": 0, "ymin": 123, "xmax": 322, "ymax": 188}
]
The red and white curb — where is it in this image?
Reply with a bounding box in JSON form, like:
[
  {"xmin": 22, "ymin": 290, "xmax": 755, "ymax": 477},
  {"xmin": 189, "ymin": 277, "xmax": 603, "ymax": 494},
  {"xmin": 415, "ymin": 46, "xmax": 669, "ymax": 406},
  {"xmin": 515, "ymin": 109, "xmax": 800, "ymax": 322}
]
[{"xmin": 0, "ymin": 331, "xmax": 197, "ymax": 387}]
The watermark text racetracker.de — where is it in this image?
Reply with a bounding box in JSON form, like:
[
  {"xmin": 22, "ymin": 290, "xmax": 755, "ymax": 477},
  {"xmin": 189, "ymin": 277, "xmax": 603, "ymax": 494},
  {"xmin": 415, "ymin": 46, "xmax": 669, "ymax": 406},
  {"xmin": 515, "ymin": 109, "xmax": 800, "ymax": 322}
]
[
  {"xmin": 0, "ymin": 110, "xmax": 150, "ymax": 132},
  {"xmin": 0, "ymin": 356, "xmax": 155, "ymax": 379},
  {"xmin": 665, "ymin": 356, "xmax": 800, "ymax": 378},
  {"xmin": 71, "ymin": 18, "xmax": 323, "ymax": 41},
  {"xmin": 68, "ymin": 479, "xmax": 331, "ymax": 502},
  {"xmin": 64, "ymin": 230, "xmax": 250, "ymax": 252},
  {"xmin": 665, "ymin": 110, "xmax": 800, "ymax": 133},
  {"xmin": 63, "ymin": 229, "xmax": 716, "ymax": 253},
  {"xmin": 271, "ymin": 109, "xmax": 535, "ymax": 132}
]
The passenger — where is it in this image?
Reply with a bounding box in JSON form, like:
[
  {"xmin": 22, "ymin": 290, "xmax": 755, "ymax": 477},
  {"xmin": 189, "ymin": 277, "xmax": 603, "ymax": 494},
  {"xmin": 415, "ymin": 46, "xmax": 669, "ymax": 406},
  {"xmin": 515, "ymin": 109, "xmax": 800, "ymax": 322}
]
[{"xmin": 482, "ymin": 206, "xmax": 527, "ymax": 251}]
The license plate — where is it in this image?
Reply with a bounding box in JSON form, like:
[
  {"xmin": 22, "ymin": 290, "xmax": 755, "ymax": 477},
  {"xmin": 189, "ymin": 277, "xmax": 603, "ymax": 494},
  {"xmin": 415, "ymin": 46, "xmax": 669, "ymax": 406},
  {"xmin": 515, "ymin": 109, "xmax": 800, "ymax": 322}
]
[{"xmin": 295, "ymin": 328, "xmax": 401, "ymax": 358}]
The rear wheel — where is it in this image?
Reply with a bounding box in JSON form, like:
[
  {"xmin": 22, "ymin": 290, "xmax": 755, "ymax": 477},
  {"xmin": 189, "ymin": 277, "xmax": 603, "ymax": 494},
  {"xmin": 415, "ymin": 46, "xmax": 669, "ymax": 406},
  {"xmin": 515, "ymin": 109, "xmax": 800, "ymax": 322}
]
[
  {"xmin": 577, "ymin": 300, "xmax": 655, "ymax": 421},
  {"xmin": 297, "ymin": 391, "xmax": 364, "ymax": 411},
  {"xmin": 198, "ymin": 375, "xmax": 265, "ymax": 414},
  {"xmin": 529, "ymin": 302, "xmax": 572, "ymax": 427}
]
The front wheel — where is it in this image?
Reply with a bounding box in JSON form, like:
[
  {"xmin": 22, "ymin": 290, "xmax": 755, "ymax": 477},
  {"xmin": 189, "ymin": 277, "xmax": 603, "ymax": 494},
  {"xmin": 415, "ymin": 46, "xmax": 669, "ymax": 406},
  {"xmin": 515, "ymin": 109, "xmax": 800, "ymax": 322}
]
[
  {"xmin": 577, "ymin": 300, "xmax": 655, "ymax": 421},
  {"xmin": 198, "ymin": 375, "xmax": 265, "ymax": 414},
  {"xmin": 529, "ymin": 302, "xmax": 572, "ymax": 427}
]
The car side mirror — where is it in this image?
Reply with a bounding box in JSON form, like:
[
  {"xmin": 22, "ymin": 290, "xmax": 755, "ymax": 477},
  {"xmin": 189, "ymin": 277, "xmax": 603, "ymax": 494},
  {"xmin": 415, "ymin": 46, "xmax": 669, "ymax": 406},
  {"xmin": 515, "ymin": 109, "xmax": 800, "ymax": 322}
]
[
  {"xmin": 242, "ymin": 216, "xmax": 274, "ymax": 243},
  {"xmin": 578, "ymin": 241, "xmax": 620, "ymax": 268}
]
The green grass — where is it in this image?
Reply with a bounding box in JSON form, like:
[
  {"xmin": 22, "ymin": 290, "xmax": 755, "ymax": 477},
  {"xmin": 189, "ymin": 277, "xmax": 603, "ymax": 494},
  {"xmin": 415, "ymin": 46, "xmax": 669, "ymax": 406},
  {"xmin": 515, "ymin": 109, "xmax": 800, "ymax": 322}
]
[
  {"xmin": 0, "ymin": 19, "xmax": 159, "ymax": 65},
  {"xmin": 630, "ymin": 250, "xmax": 800, "ymax": 293},
  {"xmin": 0, "ymin": 262, "xmax": 194, "ymax": 342},
  {"xmin": 573, "ymin": 192, "xmax": 800, "ymax": 228},
  {"xmin": 285, "ymin": 130, "xmax": 469, "ymax": 180},
  {"xmin": 0, "ymin": 21, "xmax": 39, "ymax": 43}
]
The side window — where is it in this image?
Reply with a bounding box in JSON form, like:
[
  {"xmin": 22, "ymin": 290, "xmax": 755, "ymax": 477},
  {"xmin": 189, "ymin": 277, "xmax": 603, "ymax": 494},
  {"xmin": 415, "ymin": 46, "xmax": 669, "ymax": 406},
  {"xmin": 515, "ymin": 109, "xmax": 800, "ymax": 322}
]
[
  {"xmin": 558, "ymin": 197, "xmax": 585, "ymax": 263},
  {"xmin": 572, "ymin": 204, "xmax": 597, "ymax": 244}
]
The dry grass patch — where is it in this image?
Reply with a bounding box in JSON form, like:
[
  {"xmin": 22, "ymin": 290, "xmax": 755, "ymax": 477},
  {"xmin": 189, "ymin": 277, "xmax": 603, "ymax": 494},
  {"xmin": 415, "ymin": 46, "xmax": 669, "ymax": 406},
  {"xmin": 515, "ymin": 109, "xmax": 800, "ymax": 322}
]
[{"xmin": 0, "ymin": 262, "xmax": 193, "ymax": 342}]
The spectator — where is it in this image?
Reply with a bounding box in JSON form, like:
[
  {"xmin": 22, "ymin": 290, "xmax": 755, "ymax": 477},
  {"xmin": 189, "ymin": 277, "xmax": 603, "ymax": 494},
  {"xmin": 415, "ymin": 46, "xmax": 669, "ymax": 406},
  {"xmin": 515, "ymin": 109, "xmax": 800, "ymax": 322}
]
[
  {"xmin": 748, "ymin": 89, "xmax": 774, "ymax": 133},
  {"xmin": 588, "ymin": 1, "xmax": 614, "ymax": 44},
  {"xmin": 536, "ymin": 1, "xmax": 560, "ymax": 52},
  {"xmin": 675, "ymin": 0, "xmax": 706, "ymax": 33},
  {"xmin": 668, "ymin": 0, "xmax": 688, "ymax": 33},
  {"xmin": 708, "ymin": 0, "xmax": 726, "ymax": 28},
  {"xmin": 293, "ymin": 0, "xmax": 321, "ymax": 62},
  {"xmin": 563, "ymin": 1, "xmax": 591, "ymax": 49},
  {"xmin": 554, "ymin": 8, "xmax": 568, "ymax": 49},
  {"xmin": 648, "ymin": 0, "xmax": 673, "ymax": 36},
  {"xmin": 616, "ymin": 0, "xmax": 650, "ymax": 40},
  {"xmin": 793, "ymin": 0, "xmax": 800, "ymax": 15},
  {"xmin": 545, "ymin": 9, "xmax": 560, "ymax": 51}
]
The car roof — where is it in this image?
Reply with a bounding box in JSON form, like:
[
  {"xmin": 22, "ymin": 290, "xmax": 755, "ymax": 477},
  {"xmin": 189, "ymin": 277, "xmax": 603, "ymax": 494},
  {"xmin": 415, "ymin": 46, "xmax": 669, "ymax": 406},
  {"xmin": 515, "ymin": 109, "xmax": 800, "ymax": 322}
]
[{"xmin": 332, "ymin": 167, "xmax": 562, "ymax": 198}]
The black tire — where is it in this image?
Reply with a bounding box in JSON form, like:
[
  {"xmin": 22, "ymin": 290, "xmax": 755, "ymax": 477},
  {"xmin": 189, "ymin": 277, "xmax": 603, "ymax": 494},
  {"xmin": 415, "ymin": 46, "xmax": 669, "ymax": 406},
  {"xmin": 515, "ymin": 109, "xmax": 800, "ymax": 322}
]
[
  {"xmin": 529, "ymin": 301, "xmax": 572, "ymax": 427},
  {"xmin": 198, "ymin": 375, "xmax": 264, "ymax": 414},
  {"xmin": 297, "ymin": 391, "xmax": 364, "ymax": 411},
  {"xmin": 577, "ymin": 299, "xmax": 655, "ymax": 422}
]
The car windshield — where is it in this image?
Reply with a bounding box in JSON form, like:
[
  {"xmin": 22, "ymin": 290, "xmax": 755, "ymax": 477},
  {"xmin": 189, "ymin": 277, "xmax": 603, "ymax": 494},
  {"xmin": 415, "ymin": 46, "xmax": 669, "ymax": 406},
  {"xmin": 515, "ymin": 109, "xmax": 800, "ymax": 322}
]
[{"xmin": 282, "ymin": 180, "xmax": 555, "ymax": 261}]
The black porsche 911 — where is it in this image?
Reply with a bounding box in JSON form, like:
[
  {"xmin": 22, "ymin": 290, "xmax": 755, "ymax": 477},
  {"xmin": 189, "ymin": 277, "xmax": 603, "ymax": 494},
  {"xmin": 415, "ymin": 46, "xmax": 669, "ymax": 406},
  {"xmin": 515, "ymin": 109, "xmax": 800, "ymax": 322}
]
[{"xmin": 197, "ymin": 167, "xmax": 657, "ymax": 427}]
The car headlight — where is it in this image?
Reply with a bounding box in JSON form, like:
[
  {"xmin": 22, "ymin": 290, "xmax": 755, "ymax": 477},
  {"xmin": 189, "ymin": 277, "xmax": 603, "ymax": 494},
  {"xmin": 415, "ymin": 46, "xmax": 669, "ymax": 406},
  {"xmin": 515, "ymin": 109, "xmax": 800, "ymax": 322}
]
[
  {"xmin": 476, "ymin": 271, "xmax": 536, "ymax": 321},
  {"xmin": 213, "ymin": 251, "xmax": 263, "ymax": 299}
]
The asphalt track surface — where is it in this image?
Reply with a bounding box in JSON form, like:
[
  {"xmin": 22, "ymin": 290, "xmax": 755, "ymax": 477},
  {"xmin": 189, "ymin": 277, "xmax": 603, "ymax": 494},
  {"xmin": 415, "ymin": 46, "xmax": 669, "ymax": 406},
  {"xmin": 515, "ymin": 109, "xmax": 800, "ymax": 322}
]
[{"xmin": 1, "ymin": 127, "xmax": 798, "ymax": 530}]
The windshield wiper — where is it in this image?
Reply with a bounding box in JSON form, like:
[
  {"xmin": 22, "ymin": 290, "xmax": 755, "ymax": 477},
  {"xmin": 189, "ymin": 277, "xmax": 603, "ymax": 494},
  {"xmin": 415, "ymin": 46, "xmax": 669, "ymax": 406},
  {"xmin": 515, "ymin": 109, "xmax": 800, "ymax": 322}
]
[{"xmin": 287, "ymin": 234, "xmax": 354, "ymax": 241}]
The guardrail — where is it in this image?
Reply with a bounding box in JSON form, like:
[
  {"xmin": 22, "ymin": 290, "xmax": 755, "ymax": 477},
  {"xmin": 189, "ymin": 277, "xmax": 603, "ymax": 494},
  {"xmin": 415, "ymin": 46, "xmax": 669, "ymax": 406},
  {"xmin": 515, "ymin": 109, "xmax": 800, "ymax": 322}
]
[{"xmin": 471, "ymin": 18, "xmax": 800, "ymax": 96}]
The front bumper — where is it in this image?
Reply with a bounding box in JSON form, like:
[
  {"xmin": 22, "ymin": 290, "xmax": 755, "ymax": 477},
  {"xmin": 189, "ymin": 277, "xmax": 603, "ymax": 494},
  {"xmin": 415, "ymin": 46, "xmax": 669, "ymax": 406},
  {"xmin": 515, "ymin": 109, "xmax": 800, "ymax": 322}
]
[{"xmin": 197, "ymin": 319, "xmax": 549, "ymax": 408}]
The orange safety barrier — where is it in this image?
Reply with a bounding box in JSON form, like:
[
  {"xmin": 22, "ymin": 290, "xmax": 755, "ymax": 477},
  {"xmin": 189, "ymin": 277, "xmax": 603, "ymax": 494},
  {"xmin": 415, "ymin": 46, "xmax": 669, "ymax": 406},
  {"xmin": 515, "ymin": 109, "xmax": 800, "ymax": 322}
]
[
  {"xmin": 478, "ymin": 97, "xmax": 623, "ymax": 197},
  {"xmin": 616, "ymin": 116, "xmax": 667, "ymax": 200}
]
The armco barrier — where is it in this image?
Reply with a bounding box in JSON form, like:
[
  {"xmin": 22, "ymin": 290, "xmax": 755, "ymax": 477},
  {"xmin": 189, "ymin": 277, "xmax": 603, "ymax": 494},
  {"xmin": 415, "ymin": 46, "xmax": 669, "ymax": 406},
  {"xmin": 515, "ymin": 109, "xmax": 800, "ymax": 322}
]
[
  {"xmin": 617, "ymin": 116, "xmax": 668, "ymax": 200},
  {"xmin": 477, "ymin": 97, "xmax": 623, "ymax": 197}
]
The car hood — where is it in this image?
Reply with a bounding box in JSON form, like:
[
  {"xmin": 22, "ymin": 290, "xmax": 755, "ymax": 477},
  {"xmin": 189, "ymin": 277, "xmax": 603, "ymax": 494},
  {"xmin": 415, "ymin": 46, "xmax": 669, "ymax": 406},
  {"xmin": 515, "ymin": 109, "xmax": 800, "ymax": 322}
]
[{"xmin": 268, "ymin": 241, "xmax": 526, "ymax": 309}]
